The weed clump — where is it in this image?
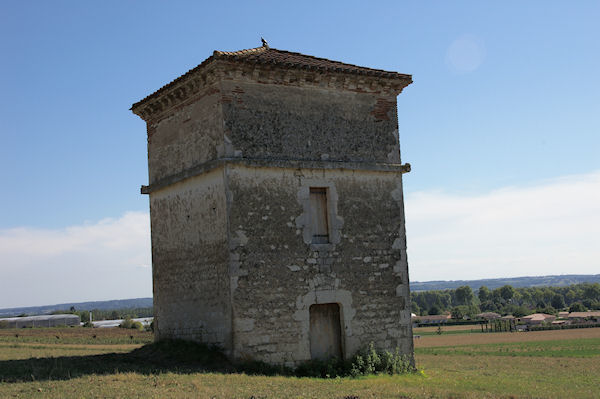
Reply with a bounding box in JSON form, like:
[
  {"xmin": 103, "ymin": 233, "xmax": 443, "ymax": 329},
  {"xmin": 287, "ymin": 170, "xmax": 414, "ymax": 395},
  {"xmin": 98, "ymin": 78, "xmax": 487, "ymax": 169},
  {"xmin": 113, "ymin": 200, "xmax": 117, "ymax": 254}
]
[
  {"xmin": 143, "ymin": 340, "xmax": 414, "ymax": 378},
  {"xmin": 295, "ymin": 342, "xmax": 414, "ymax": 378},
  {"xmin": 119, "ymin": 318, "xmax": 144, "ymax": 331}
]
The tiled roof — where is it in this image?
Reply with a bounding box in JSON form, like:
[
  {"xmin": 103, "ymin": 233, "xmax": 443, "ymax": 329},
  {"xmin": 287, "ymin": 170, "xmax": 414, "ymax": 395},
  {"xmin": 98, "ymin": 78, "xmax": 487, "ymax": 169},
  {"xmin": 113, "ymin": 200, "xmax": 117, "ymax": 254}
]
[
  {"xmin": 521, "ymin": 313, "xmax": 555, "ymax": 321},
  {"xmin": 132, "ymin": 45, "xmax": 411, "ymax": 109},
  {"xmin": 213, "ymin": 46, "xmax": 411, "ymax": 79},
  {"xmin": 568, "ymin": 311, "xmax": 600, "ymax": 318}
]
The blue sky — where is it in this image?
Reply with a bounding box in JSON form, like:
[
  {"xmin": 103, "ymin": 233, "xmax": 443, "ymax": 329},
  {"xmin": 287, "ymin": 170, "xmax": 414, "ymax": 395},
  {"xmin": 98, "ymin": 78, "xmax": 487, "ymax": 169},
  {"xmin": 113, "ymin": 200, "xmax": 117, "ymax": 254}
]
[{"xmin": 1, "ymin": 2, "xmax": 599, "ymax": 307}]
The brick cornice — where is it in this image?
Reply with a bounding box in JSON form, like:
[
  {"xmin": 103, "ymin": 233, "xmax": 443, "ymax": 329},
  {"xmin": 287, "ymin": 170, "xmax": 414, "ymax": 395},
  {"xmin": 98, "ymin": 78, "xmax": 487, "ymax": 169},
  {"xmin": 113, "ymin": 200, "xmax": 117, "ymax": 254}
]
[{"xmin": 131, "ymin": 59, "xmax": 412, "ymax": 123}]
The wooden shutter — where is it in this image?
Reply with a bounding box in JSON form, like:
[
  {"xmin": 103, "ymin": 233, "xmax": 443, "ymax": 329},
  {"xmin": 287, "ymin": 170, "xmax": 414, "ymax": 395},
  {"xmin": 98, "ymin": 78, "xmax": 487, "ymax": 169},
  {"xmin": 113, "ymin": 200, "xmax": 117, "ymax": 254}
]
[
  {"xmin": 310, "ymin": 188, "xmax": 329, "ymax": 244},
  {"xmin": 309, "ymin": 303, "xmax": 343, "ymax": 360}
]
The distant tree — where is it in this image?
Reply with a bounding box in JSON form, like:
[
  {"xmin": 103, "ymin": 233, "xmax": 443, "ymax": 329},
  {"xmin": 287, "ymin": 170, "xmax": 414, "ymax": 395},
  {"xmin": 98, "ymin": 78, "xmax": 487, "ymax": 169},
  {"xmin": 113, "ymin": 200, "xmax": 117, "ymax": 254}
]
[
  {"xmin": 565, "ymin": 289, "xmax": 577, "ymax": 305},
  {"xmin": 428, "ymin": 305, "xmax": 441, "ymax": 315},
  {"xmin": 70, "ymin": 306, "xmax": 76, "ymax": 312},
  {"xmin": 411, "ymin": 302, "xmax": 420, "ymax": 315},
  {"xmin": 499, "ymin": 285, "xmax": 515, "ymax": 302},
  {"xmin": 78, "ymin": 311, "xmax": 89, "ymax": 323},
  {"xmin": 536, "ymin": 305, "xmax": 556, "ymax": 315},
  {"xmin": 536, "ymin": 301, "xmax": 547, "ymax": 309},
  {"xmin": 519, "ymin": 290, "xmax": 533, "ymax": 306},
  {"xmin": 480, "ymin": 300, "xmax": 499, "ymax": 312},
  {"xmin": 551, "ymin": 294, "xmax": 566, "ymax": 310},
  {"xmin": 119, "ymin": 318, "xmax": 134, "ymax": 329},
  {"xmin": 569, "ymin": 302, "xmax": 587, "ymax": 312},
  {"xmin": 455, "ymin": 286, "xmax": 474, "ymax": 306},
  {"xmin": 511, "ymin": 306, "xmax": 530, "ymax": 318},
  {"xmin": 451, "ymin": 305, "xmax": 479, "ymax": 319},
  {"xmin": 451, "ymin": 306, "xmax": 464, "ymax": 320},
  {"xmin": 583, "ymin": 283, "xmax": 600, "ymax": 301},
  {"xmin": 478, "ymin": 286, "xmax": 491, "ymax": 303}
]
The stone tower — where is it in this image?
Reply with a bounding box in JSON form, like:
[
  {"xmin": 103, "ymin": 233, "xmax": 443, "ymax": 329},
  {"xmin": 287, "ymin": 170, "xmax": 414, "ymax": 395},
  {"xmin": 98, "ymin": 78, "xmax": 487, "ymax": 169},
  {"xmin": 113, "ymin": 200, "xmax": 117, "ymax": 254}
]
[{"xmin": 131, "ymin": 43, "xmax": 413, "ymax": 366}]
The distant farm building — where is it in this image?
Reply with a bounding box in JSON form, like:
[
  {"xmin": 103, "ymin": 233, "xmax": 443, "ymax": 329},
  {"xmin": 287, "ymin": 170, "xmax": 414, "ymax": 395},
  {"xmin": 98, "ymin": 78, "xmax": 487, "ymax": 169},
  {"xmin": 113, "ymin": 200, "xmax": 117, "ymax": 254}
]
[
  {"xmin": 0, "ymin": 314, "xmax": 80, "ymax": 328},
  {"xmin": 520, "ymin": 313, "xmax": 556, "ymax": 325},
  {"xmin": 567, "ymin": 311, "xmax": 600, "ymax": 324},
  {"xmin": 476, "ymin": 312, "xmax": 501, "ymax": 320}
]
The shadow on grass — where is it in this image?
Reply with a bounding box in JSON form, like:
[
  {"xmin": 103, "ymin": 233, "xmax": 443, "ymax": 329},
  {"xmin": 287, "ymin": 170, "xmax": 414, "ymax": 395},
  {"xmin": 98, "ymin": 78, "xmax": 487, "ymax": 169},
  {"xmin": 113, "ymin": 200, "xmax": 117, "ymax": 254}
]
[{"xmin": 0, "ymin": 340, "xmax": 292, "ymax": 383}]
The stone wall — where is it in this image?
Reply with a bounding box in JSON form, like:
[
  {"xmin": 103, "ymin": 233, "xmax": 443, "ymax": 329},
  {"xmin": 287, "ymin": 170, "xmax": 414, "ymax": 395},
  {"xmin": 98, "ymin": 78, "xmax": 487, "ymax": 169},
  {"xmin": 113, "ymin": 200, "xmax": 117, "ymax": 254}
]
[
  {"xmin": 147, "ymin": 84, "xmax": 223, "ymax": 184},
  {"xmin": 220, "ymin": 80, "xmax": 401, "ymax": 164},
  {"xmin": 225, "ymin": 165, "xmax": 412, "ymax": 365},
  {"xmin": 137, "ymin": 52, "xmax": 413, "ymax": 366},
  {"xmin": 149, "ymin": 168, "xmax": 232, "ymax": 352}
]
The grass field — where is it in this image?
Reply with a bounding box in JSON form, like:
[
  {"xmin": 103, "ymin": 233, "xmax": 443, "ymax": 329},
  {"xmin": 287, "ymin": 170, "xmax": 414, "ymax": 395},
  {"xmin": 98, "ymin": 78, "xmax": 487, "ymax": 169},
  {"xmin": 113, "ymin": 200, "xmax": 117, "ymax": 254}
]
[{"xmin": 0, "ymin": 327, "xmax": 599, "ymax": 398}]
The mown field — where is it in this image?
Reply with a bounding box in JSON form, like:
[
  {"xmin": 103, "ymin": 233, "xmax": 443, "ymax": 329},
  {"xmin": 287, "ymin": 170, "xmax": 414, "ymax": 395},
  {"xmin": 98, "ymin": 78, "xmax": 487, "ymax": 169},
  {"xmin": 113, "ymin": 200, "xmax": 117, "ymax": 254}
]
[{"xmin": 0, "ymin": 327, "xmax": 599, "ymax": 398}]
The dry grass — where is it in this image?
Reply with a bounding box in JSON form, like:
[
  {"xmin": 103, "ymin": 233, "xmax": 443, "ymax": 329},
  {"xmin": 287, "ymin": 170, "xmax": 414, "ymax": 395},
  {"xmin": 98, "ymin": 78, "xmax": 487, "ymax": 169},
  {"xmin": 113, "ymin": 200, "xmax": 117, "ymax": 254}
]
[
  {"xmin": 0, "ymin": 342, "xmax": 142, "ymax": 361},
  {"xmin": 0, "ymin": 327, "xmax": 599, "ymax": 398},
  {"xmin": 0, "ymin": 327, "xmax": 152, "ymax": 345}
]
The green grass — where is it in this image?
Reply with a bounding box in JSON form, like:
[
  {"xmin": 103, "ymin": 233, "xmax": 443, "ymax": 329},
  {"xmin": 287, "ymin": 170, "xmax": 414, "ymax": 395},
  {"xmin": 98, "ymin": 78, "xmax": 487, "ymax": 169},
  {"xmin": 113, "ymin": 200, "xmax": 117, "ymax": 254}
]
[
  {"xmin": 0, "ymin": 327, "xmax": 599, "ymax": 398},
  {"xmin": 416, "ymin": 337, "xmax": 600, "ymax": 358}
]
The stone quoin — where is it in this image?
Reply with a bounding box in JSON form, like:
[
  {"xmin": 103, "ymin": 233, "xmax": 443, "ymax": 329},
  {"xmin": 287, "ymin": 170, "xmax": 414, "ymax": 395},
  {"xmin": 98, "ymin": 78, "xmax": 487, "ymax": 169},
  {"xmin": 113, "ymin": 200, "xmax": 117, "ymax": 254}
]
[{"xmin": 131, "ymin": 42, "xmax": 414, "ymax": 366}]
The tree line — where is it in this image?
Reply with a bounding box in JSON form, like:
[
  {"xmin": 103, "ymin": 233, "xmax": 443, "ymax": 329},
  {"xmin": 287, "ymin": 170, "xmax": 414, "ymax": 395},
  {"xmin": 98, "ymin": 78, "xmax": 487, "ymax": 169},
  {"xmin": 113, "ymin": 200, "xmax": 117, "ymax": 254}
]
[{"xmin": 411, "ymin": 282, "xmax": 600, "ymax": 319}]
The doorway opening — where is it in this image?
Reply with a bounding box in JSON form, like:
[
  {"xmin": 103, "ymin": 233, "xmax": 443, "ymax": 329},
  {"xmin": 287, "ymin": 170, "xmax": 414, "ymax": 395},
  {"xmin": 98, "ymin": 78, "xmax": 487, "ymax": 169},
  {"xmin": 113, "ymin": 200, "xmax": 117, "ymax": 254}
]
[{"xmin": 309, "ymin": 303, "xmax": 343, "ymax": 360}]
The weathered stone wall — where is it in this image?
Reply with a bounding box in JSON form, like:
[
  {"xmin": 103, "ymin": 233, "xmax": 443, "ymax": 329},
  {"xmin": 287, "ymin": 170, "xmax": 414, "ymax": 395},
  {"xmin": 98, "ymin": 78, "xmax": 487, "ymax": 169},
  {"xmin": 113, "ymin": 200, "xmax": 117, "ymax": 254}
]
[
  {"xmin": 137, "ymin": 54, "xmax": 413, "ymax": 365},
  {"xmin": 226, "ymin": 165, "xmax": 412, "ymax": 365},
  {"xmin": 149, "ymin": 168, "xmax": 232, "ymax": 351},
  {"xmin": 147, "ymin": 84, "xmax": 223, "ymax": 184},
  {"xmin": 220, "ymin": 80, "xmax": 401, "ymax": 164}
]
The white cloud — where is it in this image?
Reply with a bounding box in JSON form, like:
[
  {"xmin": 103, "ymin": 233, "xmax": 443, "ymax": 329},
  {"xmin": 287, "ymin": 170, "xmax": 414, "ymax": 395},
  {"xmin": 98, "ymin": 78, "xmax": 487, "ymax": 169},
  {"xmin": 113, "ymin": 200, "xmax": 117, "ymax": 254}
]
[
  {"xmin": 0, "ymin": 211, "xmax": 151, "ymax": 308},
  {"xmin": 2, "ymin": 171, "xmax": 599, "ymax": 308},
  {"xmin": 405, "ymin": 171, "xmax": 600, "ymax": 282}
]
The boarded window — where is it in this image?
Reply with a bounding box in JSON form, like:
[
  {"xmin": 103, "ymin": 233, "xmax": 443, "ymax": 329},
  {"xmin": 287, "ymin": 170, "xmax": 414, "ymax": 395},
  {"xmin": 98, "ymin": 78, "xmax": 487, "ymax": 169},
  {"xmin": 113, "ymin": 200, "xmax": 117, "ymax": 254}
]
[
  {"xmin": 309, "ymin": 303, "xmax": 343, "ymax": 360},
  {"xmin": 310, "ymin": 188, "xmax": 329, "ymax": 244}
]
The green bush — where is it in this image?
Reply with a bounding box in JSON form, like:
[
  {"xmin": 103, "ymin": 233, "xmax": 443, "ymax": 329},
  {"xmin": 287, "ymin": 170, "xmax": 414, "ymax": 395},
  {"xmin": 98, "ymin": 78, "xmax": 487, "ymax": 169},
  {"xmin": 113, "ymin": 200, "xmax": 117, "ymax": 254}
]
[
  {"xmin": 569, "ymin": 302, "xmax": 587, "ymax": 312},
  {"xmin": 119, "ymin": 318, "xmax": 144, "ymax": 330},
  {"xmin": 350, "ymin": 342, "xmax": 413, "ymax": 377},
  {"xmin": 119, "ymin": 318, "xmax": 134, "ymax": 329},
  {"xmin": 131, "ymin": 321, "xmax": 144, "ymax": 331},
  {"xmin": 295, "ymin": 342, "xmax": 414, "ymax": 378}
]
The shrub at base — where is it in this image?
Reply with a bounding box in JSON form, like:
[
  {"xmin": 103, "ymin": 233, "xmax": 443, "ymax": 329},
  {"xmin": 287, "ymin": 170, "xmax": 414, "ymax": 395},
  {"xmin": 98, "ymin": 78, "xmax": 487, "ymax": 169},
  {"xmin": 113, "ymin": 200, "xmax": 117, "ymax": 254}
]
[
  {"xmin": 119, "ymin": 318, "xmax": 143, "ymax": 330},
  {"xmin": 295, "ymin": 342, "xmax": 414, "ymax": 378}
]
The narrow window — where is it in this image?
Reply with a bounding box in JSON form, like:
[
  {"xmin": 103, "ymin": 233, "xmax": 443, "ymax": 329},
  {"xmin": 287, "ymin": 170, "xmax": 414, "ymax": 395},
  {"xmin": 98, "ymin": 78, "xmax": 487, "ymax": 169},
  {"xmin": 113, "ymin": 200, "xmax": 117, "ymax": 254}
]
[{"xmin": 310, "ymin": 187, "xmax": 329, "ymax": 244}]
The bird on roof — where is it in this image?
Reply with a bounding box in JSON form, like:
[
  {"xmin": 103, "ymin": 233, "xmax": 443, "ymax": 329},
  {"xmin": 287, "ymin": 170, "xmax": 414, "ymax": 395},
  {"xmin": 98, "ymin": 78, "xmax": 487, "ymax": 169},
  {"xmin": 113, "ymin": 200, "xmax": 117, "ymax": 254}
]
[{"xmin": 261, "ymin": 37, "xmax": 269, "ymax": 48}]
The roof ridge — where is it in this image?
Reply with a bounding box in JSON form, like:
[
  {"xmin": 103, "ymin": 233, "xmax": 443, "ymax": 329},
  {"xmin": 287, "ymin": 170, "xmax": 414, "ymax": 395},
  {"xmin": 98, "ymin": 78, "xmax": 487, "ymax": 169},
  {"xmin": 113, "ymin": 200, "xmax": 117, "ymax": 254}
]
[
  {"xmin": 213, "ymin": 46, "xmax": 267, "ymax": 56},
  {"xmin": 214, "ymin": 46, "xmax": 406, "ymax": 76},
  {"xmin": 132, "ymin": 46, "xmax": 412, "ymax": 114}
]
